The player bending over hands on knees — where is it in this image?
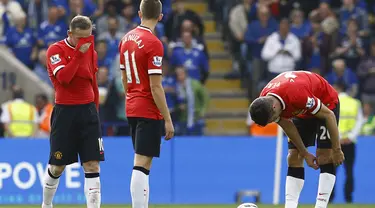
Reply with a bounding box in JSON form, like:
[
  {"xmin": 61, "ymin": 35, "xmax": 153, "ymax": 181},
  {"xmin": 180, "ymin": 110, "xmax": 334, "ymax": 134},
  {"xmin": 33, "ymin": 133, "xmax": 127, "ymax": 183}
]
[
  {"xmin": 118, "ymin": 0, "xmax": 174, "ymax": 207},
  {"xmin": 249, "ymin": 71, "xmax": 344, "ymax": 208}
]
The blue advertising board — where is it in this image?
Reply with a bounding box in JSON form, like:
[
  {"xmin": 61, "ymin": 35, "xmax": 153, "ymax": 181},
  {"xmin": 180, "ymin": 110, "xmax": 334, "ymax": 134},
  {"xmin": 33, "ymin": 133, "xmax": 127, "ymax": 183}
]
[{"xmin": 0, "ymin": 136, "xmax": 374, "ymax": 205}]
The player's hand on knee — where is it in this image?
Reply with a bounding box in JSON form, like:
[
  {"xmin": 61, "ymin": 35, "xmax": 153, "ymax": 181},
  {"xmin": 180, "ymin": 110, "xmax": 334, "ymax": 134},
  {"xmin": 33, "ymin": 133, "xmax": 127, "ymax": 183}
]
[
  {"xmin": 79, "ymin": 43, "xmax": 91, "ymax": 53},
  {"xmin": 303, "ymin": 152, "xmax": 319, "ymax": 170},
  {"xmin": 332, "ymin": 149, "xmax": 345, "ymax": 166},
  {"xmin": 164, "ymin": 120, "xmax": 174, "ymax": 140}
]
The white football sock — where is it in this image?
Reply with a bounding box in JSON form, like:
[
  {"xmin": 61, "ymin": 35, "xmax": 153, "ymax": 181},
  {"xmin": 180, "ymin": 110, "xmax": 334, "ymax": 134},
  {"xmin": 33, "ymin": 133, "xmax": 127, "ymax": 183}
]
[
  {"xmin": 131, "ymin": 169, "xmax": 149, "ymax": 208},
  {"xmin": 84, "ymin": 173, "xmax": 101, "ymax": 208},
  {"xmin": 315, "ymin": 173, "xmax": 336, "ymax": 208},
  {"xmin": 42, "ymin": 169, "xmax": 60, "ymax": 207},
  {"xmin": 285, "ymin": 176, "xmax": 304, "ymax": 208},
  {"xmin": 144, "ymin": 175, "xmax": 150, "ymax": 208}
]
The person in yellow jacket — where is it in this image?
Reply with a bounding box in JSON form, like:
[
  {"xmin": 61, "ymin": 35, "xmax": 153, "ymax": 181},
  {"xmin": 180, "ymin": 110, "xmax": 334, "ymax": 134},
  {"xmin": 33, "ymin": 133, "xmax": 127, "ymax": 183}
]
[
  {"xmin": 35, "ymin": 94, "xmax": 53, "ymax": 138},
  {"xmin": 0, "ymin": 87, "xmax": 38, "ymax": 138},
  {"xmin": 330, "ymin": 81, "xmax": 365, "ymax": 203}
]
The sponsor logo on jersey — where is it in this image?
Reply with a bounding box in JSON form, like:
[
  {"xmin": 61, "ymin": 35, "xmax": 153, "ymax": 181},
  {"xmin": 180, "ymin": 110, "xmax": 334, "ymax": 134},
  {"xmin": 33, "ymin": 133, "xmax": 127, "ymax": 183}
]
[
  {"xmin": 50, "ymin": 54, "xmax": 61, "ymax": 65},
  {"xmin": 306, "ymin": 97, "xmax": 315, "ymax": 109},
  {"xmin": 152, "ymin": 56, "xmax": 163, "ymax": 67}
]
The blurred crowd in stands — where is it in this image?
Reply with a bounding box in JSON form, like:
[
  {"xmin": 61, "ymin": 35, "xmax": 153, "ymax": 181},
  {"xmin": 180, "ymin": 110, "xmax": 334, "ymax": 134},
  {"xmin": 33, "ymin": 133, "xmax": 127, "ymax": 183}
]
[{"xmin": 1, "ymin": 0, "xmax": 375, "ymax": 137}]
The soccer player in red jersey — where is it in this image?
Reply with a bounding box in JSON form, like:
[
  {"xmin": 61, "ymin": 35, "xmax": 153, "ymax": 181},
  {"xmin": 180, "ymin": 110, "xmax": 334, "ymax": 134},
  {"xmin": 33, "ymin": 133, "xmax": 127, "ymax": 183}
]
[
  {"xmin": 42, "ymin": 16, "xmax": 104, "ymax": 208},
  {"xmin": 118, "ymin": 0, "xmax": 174, "ymax": 207},
  {"xmin": 249, "ymin": 71, "xmax": 345, "ymax": 208}
]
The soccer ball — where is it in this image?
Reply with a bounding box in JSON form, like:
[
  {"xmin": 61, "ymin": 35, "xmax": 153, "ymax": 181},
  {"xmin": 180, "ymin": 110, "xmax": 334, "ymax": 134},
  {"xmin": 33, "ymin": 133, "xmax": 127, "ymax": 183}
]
[{"xmin": 237, "ymin": 203, "xmax": 258, "ymax": 208}]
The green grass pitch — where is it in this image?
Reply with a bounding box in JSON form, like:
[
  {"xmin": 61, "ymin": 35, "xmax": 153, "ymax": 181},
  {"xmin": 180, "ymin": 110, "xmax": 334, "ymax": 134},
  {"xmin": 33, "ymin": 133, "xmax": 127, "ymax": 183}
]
[{"xmin": 1, "ymin": 205, "xmax": 374, "ymax": 208}]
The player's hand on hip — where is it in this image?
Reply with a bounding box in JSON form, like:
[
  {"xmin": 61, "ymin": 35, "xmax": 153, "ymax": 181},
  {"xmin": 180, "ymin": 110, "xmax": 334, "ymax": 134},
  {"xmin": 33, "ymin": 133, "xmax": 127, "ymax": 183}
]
[
  {"xmin": 79, "ymin": 43, "xmax": 92, "ymax": 53},
  {"xmin": 304, "ymin": 152, "xmax": 319, "ymax": 170},
  {"xmin": 332, "ymin": 149, "xmax": 345, "ymax": 166},
  {"xmin": 164, "ymin": 120, "xmax": 175, "ymax": 140}
]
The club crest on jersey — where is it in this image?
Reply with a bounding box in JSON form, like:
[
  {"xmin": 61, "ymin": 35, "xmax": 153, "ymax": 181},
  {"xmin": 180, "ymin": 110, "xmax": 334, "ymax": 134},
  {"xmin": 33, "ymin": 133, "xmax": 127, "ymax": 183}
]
[
  {"xmin": 306, "ymin": 97, "xmax": 315, "ymax": 109},
  {"xmin": 50, "ymin": 54, "xmax": 61, "ymax": 65},
  {"xmin": 152, "ymin": 56, "xmax": 163, "ymax": 67}
]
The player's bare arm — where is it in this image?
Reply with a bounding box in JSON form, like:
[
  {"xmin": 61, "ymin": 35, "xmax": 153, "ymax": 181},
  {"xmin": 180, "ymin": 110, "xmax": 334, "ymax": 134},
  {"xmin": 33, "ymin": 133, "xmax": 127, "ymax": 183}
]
[
  {"xmin": 121, "ymin": 70, "xmax": 128, "ymax": 93},
  {"xmin": 314, "ymin": 104, "xmax": 345, "ymax": 166},
  {"xmin": 278, "ymin": 118, "xmax": 319, "ymax": 170},
  {"xmin": 150, "ymin": 75, "xmax": 174, "ymax": 140}
]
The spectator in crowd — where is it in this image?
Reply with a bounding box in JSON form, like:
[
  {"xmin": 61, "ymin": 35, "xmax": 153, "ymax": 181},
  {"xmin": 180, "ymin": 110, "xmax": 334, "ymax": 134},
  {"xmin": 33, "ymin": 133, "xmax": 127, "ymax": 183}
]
[
  {"xmin": 0, "ymin": 86, "xmax": 37, "ymax": 137},
  {"xmin": 169, "ymin": 19, "xmax": 208, "ymax": 58},
  {"xmin": 33, "ymin": 49, "xmax": 51, "ymax": 86},
  {"xmin": 326, "ymin": 59, "xmax": 359, "ymax": 97},
  {"xmin": 175, "ymin": 66, "xmax": 209, "ymax": 136},
  {"xmin": 339, "ymin": 0, "xmax": 369, "ymax": 37},
  {"xmin": 96, "ymin": 40, "xmax": 112, "ymax": 75},
  {"xmin": 164, "ymin": 0, "xmax": 204, "ymax": 41},
  {"xmin": 112, "ymin": 71, "xmax": 128, "ymax": 136},
  {"xmin": 64, "ymin": 0, "xmax": 100, "ymax": 21},
  {"xmin": 302, "ymin": 18, "xmax": 324, "ymax": 71},
  {"xmin": 34, "ymin": 93, "xmax": 52, "ymax": 138},
  {"xmin": 276, "ymin": 0, "xmax": 320, "ymax": 20},
  {"xmin": 37, "ymin": 5, "xmax": 67, "ymax": 48},
  {"xmin": 357, "ymin": 40, "xmax": 375, "ymax": 106},
  {"xmin": 314, "ymin": 1, "xmax": 335, "ymax": 22},
  {"xmin": 320, "ymin": 15, "xmax": 340, "ymax": 74},
  {"xmin": 290, "ymin": 9, "xmax": 311, "ymax": 40},
  {"xmin": 5, "ymin": 13, "xmax": 37, "ymax": 68},
  {"xmin": 361, "ymin": 102, "xmax": 375, "ymax": 135},
  {"xmin": 162, "ymin": 62, "xmax": 178, "ymax": 121},
  {"xmin": 261, "ymin": 18, "xmax": 301, "ymax": 80},
  {"xmin": 331, "ymin": 80, "xmax": 364, "ymax": 203},
  {"xmin": 170, "ymin": 31, "xmax": 209, "ymax": 84},
  {"xmin": 226, "ymin": 0, "xmax": 254, "ymax": 79},
  {"xmin": 0, "ymin": 0, "xmax": 25, "ymax": 40},
  {"xmin": 332, "ymin": 18, "xmax": 365, "ymax": 71},
  {"xmin": 96, "ymin": 0, "xmax": 126, "ymax": 35},
  {"xmin": 121, "ymin": 2, "xmax": 137, "ymax": 33},
  {"xmin": 97, "ymin": 66, "xmax": 110, "ymax": 121},
  {"xmin": 245, "ymin": 5, "xmax": 277, "ymax": 99},
  {"xmin": 25, "ymin": 0, "xmax": 50, "ymax": 31},
  {"xmin": 97, "ymin": 16, "xmax": 125, "ymax": 64}
]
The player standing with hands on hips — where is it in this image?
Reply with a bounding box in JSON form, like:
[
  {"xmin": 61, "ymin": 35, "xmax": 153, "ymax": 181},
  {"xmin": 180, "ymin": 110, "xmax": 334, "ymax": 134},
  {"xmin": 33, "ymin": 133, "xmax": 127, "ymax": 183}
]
[
  {"xmin": 118, "ymin": 0, "xmax": 174, "ymax": 207},
  {"xmin": 249, "ymin": 71, "xmax": 345, "ymax": 208},
  {"xmin": 42, "ymin": 15, "xmax": 104, "ymax": 208}
]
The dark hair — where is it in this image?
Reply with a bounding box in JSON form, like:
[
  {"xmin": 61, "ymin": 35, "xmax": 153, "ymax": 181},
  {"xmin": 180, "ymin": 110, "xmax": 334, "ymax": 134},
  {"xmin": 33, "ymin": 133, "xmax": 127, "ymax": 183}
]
[
  {"xmin": 12, "ymin": 87, "xmax": 24, "ymax": 99},
  {"xmin": 140, "ymin": 0, "xmax": 162, "ymax": 20},
  {"xmin": 249, "ymin": 97, "xmax": 273, "ymax": 126},
  {"xmin": 96, "ymin": 40, "xmax": 107, "ymax": 45},
  {"xmin": 36, "ymin": 93, "xmax": 48, "ymax": 102},
  {"xmin": 70, "ymin": 15, "xmax": 92, "ymax": 31},
  {"xmin": 334, "ymin": 79, "xmax": 347, "ymax": 92},
  {"xmin": 280, "ymin": 18, "xmax": 290, "ymax": 25}
]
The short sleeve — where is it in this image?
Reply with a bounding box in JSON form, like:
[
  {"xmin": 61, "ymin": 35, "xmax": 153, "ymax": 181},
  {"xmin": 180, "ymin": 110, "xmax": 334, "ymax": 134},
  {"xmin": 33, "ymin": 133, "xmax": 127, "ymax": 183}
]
[
  {"xmin": 292, "ymin": 87, "xmax": 322, "ymax": 115},
  {"xmin": 119, "ymin": 41, "xmax": 125, "ymax": 70},
  {"xmin": 46, "ymin": 44, "xmax": 67, "ymax": 76},
  {"xmin": 147, "ymin": 40, "xmax": 164, "ymax": 75}
]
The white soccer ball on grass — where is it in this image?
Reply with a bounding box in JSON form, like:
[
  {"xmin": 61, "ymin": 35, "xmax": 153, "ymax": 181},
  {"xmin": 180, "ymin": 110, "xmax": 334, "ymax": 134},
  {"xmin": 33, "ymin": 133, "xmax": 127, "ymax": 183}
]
[{"xmin": 237, "ymin": 203, "xmax": 258, "ymax": 208}]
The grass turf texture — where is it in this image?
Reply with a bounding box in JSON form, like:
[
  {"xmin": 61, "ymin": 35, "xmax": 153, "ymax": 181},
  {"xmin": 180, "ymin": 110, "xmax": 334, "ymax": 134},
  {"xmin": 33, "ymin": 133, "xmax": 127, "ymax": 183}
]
[{"xmin": 1, "ymin": 205, "xmax": 374, "ymax": 208}]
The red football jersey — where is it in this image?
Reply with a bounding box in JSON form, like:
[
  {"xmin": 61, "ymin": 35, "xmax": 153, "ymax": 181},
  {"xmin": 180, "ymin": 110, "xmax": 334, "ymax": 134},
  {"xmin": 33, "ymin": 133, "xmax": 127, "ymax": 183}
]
[
  {"xmin": 260, "ymin": 71, "xmax": 339, "ymax": 120},
  {"xmin": 46, "ymin": 38, "xmax": 99, "ymax": 106},
  {"xmin": 119, "ymin": 26, "xmax": 164, "ymax": 120}
]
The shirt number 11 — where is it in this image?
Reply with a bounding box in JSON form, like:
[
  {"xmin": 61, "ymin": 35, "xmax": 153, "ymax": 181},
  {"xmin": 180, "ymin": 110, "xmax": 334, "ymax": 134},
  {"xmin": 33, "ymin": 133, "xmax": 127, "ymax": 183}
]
[{"xmin": 123, "ymin": 50, "xmax": 141, "ymax": 84}]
